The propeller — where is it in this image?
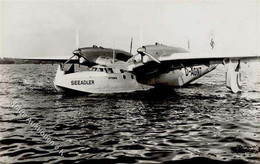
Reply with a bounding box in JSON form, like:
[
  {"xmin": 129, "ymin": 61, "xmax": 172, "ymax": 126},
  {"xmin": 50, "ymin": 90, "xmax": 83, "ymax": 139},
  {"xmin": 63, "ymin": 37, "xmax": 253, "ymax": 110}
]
[
  {"xmin": 113, "ymin": 41, "xmax": 115, "ymax": 64},
  {"xmin": 64, "ymin": 30, "xmax": 95, "ymax": 67},
  {"xmin": 65, "ymin": 30, "xmax": 82, "ymax": 64},
  {"xmin": 186, "ymin": 36, "xmax": 190, "ymax": 51},
  {"xmin": 130, "ymin": 37, "xmax": 133, "ymax": 54},
  {"xmin": 139, "ymin": 25, "xmax": 143, "ymax": 47},
  {"xmin": 137, "ymin": 47, "xmax": 161, "ymax": 64},
  {"xmin": 137, "ymin": 25, "xmax": 159, "ymax": 63},
  {"xmin": 76, "ymin": 29, "xmax": 79, "ymax": 50},
  {"xmin": 64, "ymin": 54, "xmax": 77, "ymax": 64},
  {"xmin": 73, "ymin": 30, "xmax": 81, "ymax": 56}
]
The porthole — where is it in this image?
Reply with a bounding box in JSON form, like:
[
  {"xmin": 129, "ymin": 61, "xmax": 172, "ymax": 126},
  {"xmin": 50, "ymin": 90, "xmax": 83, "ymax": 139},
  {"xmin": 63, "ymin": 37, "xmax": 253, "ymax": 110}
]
[{"xmin": 123, "ymin": 75, "xmax": 126, "ymax": 79}]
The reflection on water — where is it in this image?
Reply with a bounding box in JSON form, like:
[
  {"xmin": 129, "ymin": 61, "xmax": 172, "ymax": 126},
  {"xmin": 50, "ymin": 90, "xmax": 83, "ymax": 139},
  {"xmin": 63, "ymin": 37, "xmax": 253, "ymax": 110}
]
[{"xmin": 0, "ymin": 64, "xmax": 259, "ymax": 163}]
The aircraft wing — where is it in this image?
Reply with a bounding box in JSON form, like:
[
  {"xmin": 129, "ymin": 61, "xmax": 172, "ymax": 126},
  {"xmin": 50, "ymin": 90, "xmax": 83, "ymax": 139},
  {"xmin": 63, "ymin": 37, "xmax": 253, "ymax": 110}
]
[
  {"xmin": 2, "ymin": 55, "xmax": 79, "ymax": 63},
  {"xmin": 15, "ymin": 55, "xmax": 76, "ymax": 62},
  {"xmin": 160, "ymin": 52, "xmax": 259, "ymax": 63},
  {"xmin": 127, "ymin": 51, "xmax": 260, "ymax": 75}
]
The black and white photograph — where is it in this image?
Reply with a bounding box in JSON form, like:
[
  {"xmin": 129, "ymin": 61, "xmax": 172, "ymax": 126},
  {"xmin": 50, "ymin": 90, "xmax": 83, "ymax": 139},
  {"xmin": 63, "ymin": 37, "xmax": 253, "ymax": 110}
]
[{"xmin": 0, "ymin": 0, "xmax": 260, "ymax": 163}]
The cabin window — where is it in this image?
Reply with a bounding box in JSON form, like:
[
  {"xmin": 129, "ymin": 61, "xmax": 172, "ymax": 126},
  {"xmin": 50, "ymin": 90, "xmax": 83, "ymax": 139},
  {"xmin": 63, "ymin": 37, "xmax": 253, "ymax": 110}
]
[
  {"xmin": 131, "ymin": 75, "xmax": 134, "ymax": 79},
  {"xmin": 120, "ymin": 69, "xmax": 124, "ymax": 73},
  {"xmin": 108, "ymin": 68, "xmax": 114, "ymax": 73},
  {"xmin": 123, "ymin": 75, "xmax": 126, "ymax": 79}
]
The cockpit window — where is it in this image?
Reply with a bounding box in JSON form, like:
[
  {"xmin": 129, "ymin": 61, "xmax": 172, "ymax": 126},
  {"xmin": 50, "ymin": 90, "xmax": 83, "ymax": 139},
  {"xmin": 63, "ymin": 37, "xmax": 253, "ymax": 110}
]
[
  {"xmin": 116, "ymin": 53, "xmax": 131, "ymax": 61},
  {"xmin": 107, "ymin": 68, "xmax": 114, "ymax": 73},
  {"xmin": 99, "ymin": 68, "xmax": 104, "ymax": 72},
  {"xmin": 90, "ymin": 67, "xmax": 97, "ymax": 71}
]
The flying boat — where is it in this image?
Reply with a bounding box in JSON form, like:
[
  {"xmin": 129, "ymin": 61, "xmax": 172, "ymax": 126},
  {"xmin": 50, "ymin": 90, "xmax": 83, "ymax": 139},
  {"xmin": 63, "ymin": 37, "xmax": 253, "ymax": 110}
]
[{"xmin": 19, "ymin": 39, "xmax": 259, "ymax": 94}]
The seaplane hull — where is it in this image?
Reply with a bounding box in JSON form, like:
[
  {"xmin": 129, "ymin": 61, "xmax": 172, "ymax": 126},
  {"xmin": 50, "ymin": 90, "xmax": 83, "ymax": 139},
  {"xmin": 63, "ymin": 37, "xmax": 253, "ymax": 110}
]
[
  {"xmin": 53, "ymin": 64, "xmax": 218, "ymax": 94},
  {"xmin": 53, "ymin": 65, "xmax": 153, "ymax": 94},
  {"xmin": 140, "ymin": 65, "xmax": 217, "ymax": 87}
]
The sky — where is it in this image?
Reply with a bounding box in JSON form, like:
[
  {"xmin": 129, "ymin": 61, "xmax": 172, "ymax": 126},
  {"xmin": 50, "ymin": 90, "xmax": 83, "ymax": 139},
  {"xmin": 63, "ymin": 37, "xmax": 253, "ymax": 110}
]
[{"xmin": 0, "ymin": 0, "xmax": 259, "ymax": 58}]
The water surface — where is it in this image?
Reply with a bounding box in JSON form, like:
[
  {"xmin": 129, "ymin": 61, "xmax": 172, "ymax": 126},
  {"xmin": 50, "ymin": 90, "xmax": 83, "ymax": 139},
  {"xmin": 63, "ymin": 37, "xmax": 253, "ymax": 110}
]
[{"xmin": 0, "ymin": 64, "xmax": 259, "ymax": 163}]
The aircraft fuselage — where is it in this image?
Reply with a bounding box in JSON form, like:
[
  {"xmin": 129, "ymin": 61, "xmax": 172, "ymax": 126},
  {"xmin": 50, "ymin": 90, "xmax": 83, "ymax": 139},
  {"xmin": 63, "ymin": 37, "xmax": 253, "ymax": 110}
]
[
  {"xmin": 139, "ymin": 64, "xmax": 217, "ymax": 87},
  {"xmin": 54, "ymin": 64, "xmax": 217, "ymax": 94}
]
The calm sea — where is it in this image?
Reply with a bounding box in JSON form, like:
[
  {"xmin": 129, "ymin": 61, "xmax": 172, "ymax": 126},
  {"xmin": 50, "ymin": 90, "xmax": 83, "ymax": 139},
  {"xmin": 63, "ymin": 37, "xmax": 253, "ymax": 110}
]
[{"xmin": 0, "ymin": 63, "xmax": 259, "ymax": 164}]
